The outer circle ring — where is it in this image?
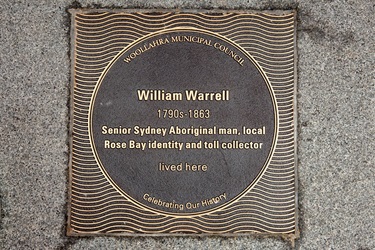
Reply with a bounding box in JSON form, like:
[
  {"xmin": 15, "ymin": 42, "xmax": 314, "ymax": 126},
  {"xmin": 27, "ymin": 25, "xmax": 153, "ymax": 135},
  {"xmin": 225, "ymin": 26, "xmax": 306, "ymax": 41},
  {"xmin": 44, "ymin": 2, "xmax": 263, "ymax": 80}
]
[{"xmin": 88, "ymin": 28, "xmax": 279, "ymax": 217}]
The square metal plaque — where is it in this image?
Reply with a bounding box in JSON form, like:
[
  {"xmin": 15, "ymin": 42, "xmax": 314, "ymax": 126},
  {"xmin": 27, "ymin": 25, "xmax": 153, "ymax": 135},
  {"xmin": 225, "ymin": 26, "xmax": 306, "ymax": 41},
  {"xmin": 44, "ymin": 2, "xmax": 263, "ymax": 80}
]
[{"xmin": 68, "ymin": 9, "xmax": 297, "ymax": 238}]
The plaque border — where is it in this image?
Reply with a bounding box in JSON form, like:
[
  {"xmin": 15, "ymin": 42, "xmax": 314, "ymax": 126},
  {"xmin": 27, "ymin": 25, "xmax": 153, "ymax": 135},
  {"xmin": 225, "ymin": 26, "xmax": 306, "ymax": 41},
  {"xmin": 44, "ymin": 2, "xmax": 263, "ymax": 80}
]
[{"xmin": 67, "ymin": 9, "xmax": 298, "ymax": 241}]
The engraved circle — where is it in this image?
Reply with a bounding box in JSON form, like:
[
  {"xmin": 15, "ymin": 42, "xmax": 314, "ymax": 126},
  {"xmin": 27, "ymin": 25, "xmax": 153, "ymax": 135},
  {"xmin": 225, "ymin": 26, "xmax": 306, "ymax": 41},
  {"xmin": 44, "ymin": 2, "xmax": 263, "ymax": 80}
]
[{"xmin": 90, "ymin": 29, "xmax": 277, "ymax": 216}]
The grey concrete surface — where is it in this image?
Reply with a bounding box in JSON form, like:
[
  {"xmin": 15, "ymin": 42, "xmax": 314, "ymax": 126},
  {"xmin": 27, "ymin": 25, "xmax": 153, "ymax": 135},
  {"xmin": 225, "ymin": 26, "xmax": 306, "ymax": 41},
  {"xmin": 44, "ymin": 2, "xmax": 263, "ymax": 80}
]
[{"xmin": 0, "ymin": 0, "xmax": 373, "ymax": 249}]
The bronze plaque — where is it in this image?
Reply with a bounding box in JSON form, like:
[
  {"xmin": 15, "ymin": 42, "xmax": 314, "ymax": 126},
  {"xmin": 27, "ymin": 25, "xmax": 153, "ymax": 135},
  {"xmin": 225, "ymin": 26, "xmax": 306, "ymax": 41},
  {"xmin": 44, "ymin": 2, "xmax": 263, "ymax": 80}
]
[{"xmin": 68, "ymin": 9, "xmax": 297, "ymax": 238}]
